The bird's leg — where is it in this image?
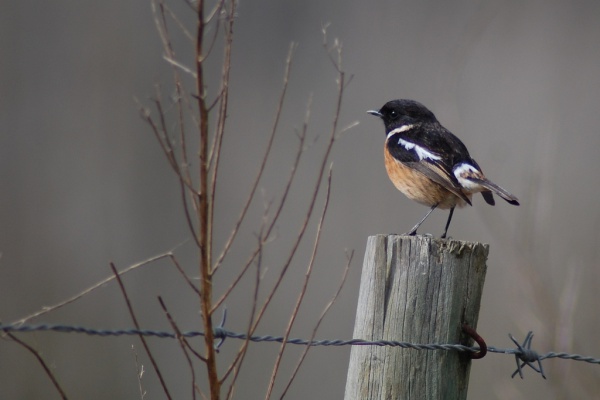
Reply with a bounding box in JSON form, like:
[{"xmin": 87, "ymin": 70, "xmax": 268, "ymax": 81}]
[
  {"xmin": 441, "ymin": 207, "xmax": 455, "ymax": 239},
  {"xmin": 406, "ymin": 204, "xmax": 438, "ymax": 236}
]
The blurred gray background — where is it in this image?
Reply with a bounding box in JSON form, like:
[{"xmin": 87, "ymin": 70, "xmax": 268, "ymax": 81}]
[{"xmin": 2, "ymin": 0, "xmax": 600, "ymax": 399}]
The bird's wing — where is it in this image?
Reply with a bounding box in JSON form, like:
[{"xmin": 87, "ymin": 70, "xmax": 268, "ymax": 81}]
[
  {"xmin": 386, "ymin": 138, "xmax": 472, "ymax": 205},
  {"xmin": 468, "ymin": 158, "xmax": 495, "ymax": 205}
]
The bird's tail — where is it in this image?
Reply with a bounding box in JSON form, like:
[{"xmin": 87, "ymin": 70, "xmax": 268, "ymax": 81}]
[{"xmin": 469, "ymin": 177, "xmax": 520, "ymax": 206}]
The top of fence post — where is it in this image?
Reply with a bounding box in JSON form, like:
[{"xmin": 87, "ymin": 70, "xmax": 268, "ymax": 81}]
[{"xmin": 344, "ymin": 234, "xmax": 489, "ymax": 400}]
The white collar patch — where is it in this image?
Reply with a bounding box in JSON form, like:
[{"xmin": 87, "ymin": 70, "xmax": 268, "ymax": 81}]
[{"xmin": 386, "ymin": 124, "xmax": 414, "ymax": 141}]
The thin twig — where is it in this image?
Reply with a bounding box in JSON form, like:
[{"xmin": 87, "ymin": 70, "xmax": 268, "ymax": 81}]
[
  {"xmin": 211, "ymin": 127, "xmax": 307, "ymax": 313},
  {"xmin": 212, "ymin": 43, "xmax": 297, "ymax": 275},
  {"xmin": 150, "ymin": 90, "xmax": 203, "ymax": 251},
  {"xmin": 12, "ymin": 249, "xmax": 177, "ymax": 325},
  {"xmin": 158, "ymin": 297, "xmax": 206, "ymax": 362},
  {"xmin": 246, "ymin": 35, "xmax": 347, "ymax": 346},
  {"xmin": 208, "ymin": 0, "xmax": 236, "ymax": 277},
  {"xmin": 204, "ymin": 0, "xmax": 226, "ymax": 24},
  {"xmin": 153, "ymin": 0, "xmax": 204, "ymax": 260},
  {"xmin": 262, "ymin": 96, "xmax": 311, "ymax": 244},
  {"xmin": 137, "ymin": 96, "xmax": 177, "ymax": 176},
  {"xmin": 156, "ymin": 1, "xmax": 195, "ymax": 188},
  {"xmin": 201, "ymin": 0, "xmax": 225, "ymax": 64},
  {"xmin": 137, "ymin": 93, "xmax": 197, "ymax": 195},
  {"xmin": 162, "ymin": 2, "xmax": 195, "ymax": 42},
  {"xmin": 279, "ymin": 249, "xmax": 354, "ymax": 398},
  {"xmin": 109, "ymin": 263, "xmax": 172, "ymax": 399},
  {"xmin": 266, "ymin": 166, "xmax": 334, "ymax": 399},
  {"xmin": 195, "ymin": 0, "xmax": 221, "ymax": 396},
  {"xmin": 168, "ymin": 253, "xmax": 202, "ymax": 296},
  {"xmin": 223, "ymin": 232, "xmax": 265, "ymax": 399},
  {"xmin": 6, "ymin": 332, "xmax": 68, "ymax": 399},
  {"xmin": 158, "ymin": 297, "xmax": 203, "ymax": 400},
  {"xmin": 163, "ymin": 55, "xmax": 197, "ymax": 78}
]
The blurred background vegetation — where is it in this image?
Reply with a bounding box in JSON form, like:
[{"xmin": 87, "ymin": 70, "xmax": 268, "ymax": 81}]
[{"xmin": 1, "ymin": 0, "xmax": 600, "ymax": 398}]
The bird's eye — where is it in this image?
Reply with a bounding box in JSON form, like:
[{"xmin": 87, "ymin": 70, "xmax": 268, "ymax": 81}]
[{"xmin": 389, "ymin": 110, "xmax": 399, "ymax": 120}]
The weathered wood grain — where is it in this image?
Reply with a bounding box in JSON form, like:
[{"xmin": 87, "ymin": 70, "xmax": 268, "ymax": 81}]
[{"xmin": 344, "ymin": 235, "xmax": 489, "ymax": 400}]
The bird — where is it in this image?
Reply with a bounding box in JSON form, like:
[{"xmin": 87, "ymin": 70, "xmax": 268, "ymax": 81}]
[{"xmin": 368, "ymin": 99, "xmax": 519, "ymax": 238}]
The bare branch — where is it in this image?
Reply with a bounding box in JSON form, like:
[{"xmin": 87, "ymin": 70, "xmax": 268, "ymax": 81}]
[
  {"xmin": 336, "ymin": 120, "xmax": 360, "ymax": 139},
  {"xmin": 177, "ymin": 171, "xmax": 203, "ymax": 249},
  {"xmin": 245, "ymin": 39, "xmax": 348, "ymax": 342},
  {"xmin": 168, "ymin": 253, "xmax": 202, "ymax": 296},
  {"xmin": 135, "ymin": 6, "xmax": 356, "ymax": 400},
  {"xmin": 153, "ymin": 93, "xmax": 183, "ymax": 175},
  {"xmin": 136, "ymin": 96, "xmax": 178, "ymax": 175},
  {"xmin": 212, "ymin": 43, "xmax": 297, "ymax": 274},
  {"xmin": 151, "ymin": 2, "xmax": 196, "ymax": 191},
  {"xmin": 211, "ymin": 128, "xmax": 307, "ymax": 313},
  {"xmin": 141, "ymin": 93, "xmax": 201, "ymax": 249},
  {"xmin": 208, "ymin": 0, "xmax": 236, "ymax": 274},
  {"xmin": 195, "ymin": 0, "xmax": 221, "ymax": 396},
  {"xmin": 151, "ymin": 0, "xmax": 173, "ymax": 54},
  {"xmin": 161, "ymin": 2, "xmax": 195, "ymax": 42},
  {"xmin": 262, "ymin": 95, "xmax": 311, "ymax": 245},
  {"xmin": 266, "ymin": 166, "xmax": 334, "ymax": 399},
  {"xmin": 158, "ymin": 296, "xmax": 203, "ymax": 400},
  {"xmin": 223, "ymin": 233, "xmax": 265, "ymax": 399},
  {"xmin": 279, "ymin": 249, "xmax": 354, "ymax": 398},
  {"xmin": 153, "ymin": 1, "xmax": 205, "ymax": 260},
  {"xmin": 12, "ymin": 249, "xmax": 178, "ymax": 325},
  {"xmin": 109, "ymin": 263, "xmax": 172, "ymax": 399},
  {"xmin": 163, "ymin": 55, "xmax": 197, "ymax": 78},
  {"xmin": 204, "ymin": 0, "xmax": 226, "ymax": 24},
  {"xmin": 6, "ymin": 332, "xmax": 68, "ymax": 399},
  {"xmin": 202, "ymin": 4, "xmax": 225, "ymax": 63}
]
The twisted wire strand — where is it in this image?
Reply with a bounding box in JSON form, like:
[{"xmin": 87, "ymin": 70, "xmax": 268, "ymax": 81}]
[{"xmin": 1, "ymin": 323, "xmax": 599, "ymax": 366}]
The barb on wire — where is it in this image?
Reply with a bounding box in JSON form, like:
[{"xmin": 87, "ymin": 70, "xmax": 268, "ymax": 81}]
[
  {"xmin": 3, "ymin": 323, "xmax": 600, "ymax": 379},
  {"xmin": 510, "ymin": 331, "xmax": 546, "ymax": 379},
  {"xmin": 214, "ymin": 308, "xmax": 228, "ymax": 352}
]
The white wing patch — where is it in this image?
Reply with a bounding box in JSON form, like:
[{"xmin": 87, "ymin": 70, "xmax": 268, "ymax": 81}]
[
  {"xmin": 386, "ymin": 124, "xmax": 442, "ymax": 161},
  {"xmin": 453, "ymin": 163, "xmax": 483, "ymax": 190},
  {"xmin": 397, "ymin": 137, "xmax": 442, "ymax": 161}
]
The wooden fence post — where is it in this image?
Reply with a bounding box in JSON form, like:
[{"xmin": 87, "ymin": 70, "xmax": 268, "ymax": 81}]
[{"xmin": 344, "ymin": 235, "xmax": 489, "ymax": 400}]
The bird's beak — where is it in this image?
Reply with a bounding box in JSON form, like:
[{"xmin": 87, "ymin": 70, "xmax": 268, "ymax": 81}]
[{"xmin": 367, "ymin": 109, "xmax": 382, "ymax": 117}]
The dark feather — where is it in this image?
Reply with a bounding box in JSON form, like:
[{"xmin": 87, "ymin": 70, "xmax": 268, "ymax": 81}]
[
  {"xmin": 468, "ymin": 177, "xmax": 520, "ymax": 205},
  {"xmin": 481, "ymin": 191, "xmax": 495, "ymax": 205}
]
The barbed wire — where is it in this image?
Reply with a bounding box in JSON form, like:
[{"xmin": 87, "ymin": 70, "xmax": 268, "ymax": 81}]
[{"xmin": 2, "ymin": 323, "xmax": 599, "ymax": 379}]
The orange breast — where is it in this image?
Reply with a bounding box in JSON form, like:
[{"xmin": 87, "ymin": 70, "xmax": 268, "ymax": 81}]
[{"xmin": 384, "ymin": 147, "xmax": 469, "ymax": 209}]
